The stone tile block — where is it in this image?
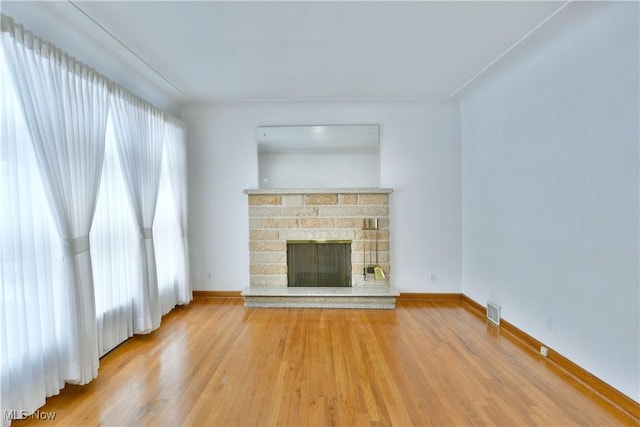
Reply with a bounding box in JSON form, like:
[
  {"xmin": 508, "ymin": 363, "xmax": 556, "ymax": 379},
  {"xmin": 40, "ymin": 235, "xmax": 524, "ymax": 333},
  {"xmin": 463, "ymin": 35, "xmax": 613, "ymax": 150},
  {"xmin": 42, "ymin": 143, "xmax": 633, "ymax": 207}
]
[
  {"xmin": 335, "ymin": 218, "xmax": 362, "ymax": 228},
  {"xmin": 298, "ymin": 218, "xmax": 336, "ymax": 228},
  {"xmin": 352, "ymin": 240, "xmax": 389, "ymax": 251},
  {"xmin": 250, "ymin": 241, "xmax": 287, "ymax": 252},
  {"xmin": 250, "ymin": 264, "xmax": 288, "ymax": 274},
  {"xmin": 248, "ymin": 195, "xmax": 282, "ymax": 206},
  {"xmin": 376, "ymin": 217, "xmax": 391, "ymax": 229},
  {"xmin": 358, "ymin": 194, "xmax": 388, "ymax": 205},
  {"xmin": 250, "ymin": 252, "xmax": 287, "ymax": 263},
  {"xmin": 249, "ymin": 218, "xmax": 262, "ymax": 229},
  {"xmin": 305, "ymin": 194, "xmax": 338, "ymax": 205},
  {"xmin": 373, "ymin": 230, "xmax": 387, "ymax": 239},
  {"xmin": 282, "ymin": 195, "xmax": 304, "ymax": 206},
  {"xmin": 262, "ymin": 218, "xmax": 299, "ymax": 229},
  {"xmin": 374, "ymin": 252, "xmax": 390, "ymax": 263},
  {"xmin": 249, "ymin": 230, "xmax": 279, "ymax": 241},
  {"xmin": 318, "ymin": 205, "xmax": 389, "ymax": 218},
  {"xmin": 279, "ymin": 229, "xmax": 355, "ymax": 241},
  {"xmin": 282, "ymin": 206, "xmax": 319, "ymax": 217},
  {"xmin": 250, "ymin": 274, "xmax": 288, "ymax": 286},
  {"xmin": 249, "ymin": 206, "xmax": 283, "ymax": 218},
  {"xmin": 352, "ymin": 263, "xmax": 365, "ymax": 273},
  {"xmin": 338, "ymin": 194, "xmax": 358, "ymax": 205},
  {"xmin": 356, "ymin": 229, "xmax": 390, "ymax": 240}
]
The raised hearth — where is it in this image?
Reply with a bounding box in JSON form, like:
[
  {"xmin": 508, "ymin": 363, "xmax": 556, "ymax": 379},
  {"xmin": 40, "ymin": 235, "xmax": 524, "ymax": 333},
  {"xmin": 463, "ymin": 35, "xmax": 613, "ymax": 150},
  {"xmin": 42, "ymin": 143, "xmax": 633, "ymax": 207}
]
[{"xmin": 241, "ymin": 286, "xmax": 399, "ymax": 309}]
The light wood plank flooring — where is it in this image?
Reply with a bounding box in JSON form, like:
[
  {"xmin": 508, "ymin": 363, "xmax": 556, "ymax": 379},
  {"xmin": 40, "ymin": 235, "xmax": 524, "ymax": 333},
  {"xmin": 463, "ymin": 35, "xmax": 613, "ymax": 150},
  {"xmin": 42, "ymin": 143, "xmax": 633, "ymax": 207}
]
[{"xmin": 14, "ymin": 298, "xmax": 636, "ymax": 426}]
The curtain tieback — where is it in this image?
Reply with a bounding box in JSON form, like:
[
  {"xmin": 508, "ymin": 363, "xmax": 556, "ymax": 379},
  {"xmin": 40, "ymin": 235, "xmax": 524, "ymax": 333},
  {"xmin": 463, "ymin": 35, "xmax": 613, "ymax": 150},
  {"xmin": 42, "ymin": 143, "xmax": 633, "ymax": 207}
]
[
  {"xmin": 142, "ymin": 227, "xmax": 154, "ymax": 239},
  {"xmin": 64, "ymin": 235, "xmax": 90, "ymax": 256}
]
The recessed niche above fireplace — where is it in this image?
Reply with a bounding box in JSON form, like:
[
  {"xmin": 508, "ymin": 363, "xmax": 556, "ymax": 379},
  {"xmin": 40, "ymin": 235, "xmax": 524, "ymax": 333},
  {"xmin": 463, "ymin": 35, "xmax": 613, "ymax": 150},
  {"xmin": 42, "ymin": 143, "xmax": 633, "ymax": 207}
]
[{"xmin": 257, "ymin": 125, "xmax": 379, "ymax": 189}]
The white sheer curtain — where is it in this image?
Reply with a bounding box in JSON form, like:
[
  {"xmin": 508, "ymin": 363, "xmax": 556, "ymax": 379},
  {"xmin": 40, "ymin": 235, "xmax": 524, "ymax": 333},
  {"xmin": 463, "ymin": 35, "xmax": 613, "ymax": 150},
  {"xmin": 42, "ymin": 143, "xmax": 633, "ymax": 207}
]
[
  {"xmin": 110, "ymin": 89, "xmax": 165, "ymax": 334},
  {"xmin": 1, "ymin": 14, "xmax": 109, "ymax": 388},
  {"xmin": 154, "ymin": 146, "xmax": 182, "ymax": 315},
  {"xmin": 90, "ymin": 115, "xmax": 140, "ymax": 356},
  {"xmin": 0, "ymin": 44, "xmax": 64, "ymax": 427},
  {"xmin": 155, "ymin": 118, "xmax": 191, "ymax": 313},
  {"xmin": 165, "ymin": 119, "xmax": 191, "ymax": 304},
  {"xmin": 1, "ymin": 12, "xmax": 190, "ymax": 425}
]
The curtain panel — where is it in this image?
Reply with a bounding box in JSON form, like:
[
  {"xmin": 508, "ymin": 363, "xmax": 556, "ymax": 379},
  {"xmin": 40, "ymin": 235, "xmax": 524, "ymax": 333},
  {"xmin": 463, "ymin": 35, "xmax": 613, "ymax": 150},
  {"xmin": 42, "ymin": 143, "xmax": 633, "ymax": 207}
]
[
  {"xmin": 1, "ymin": 12, "xmax": 191, "ymax": 426},
  {"xmin": 109, "ymin": 88, "xmax": 166, "ymax": 334},
  {"xmin": 164, "ymin": 118, "xmax": 192, "ymax": 305},
  {"xmin": 1, "ymin": 14, "xmax": 109, "ymax": 386},
  {"xmin": 90, "ymin": 116, "xmax": 139, "ymax": 356},
  {"xmin": 0, "ymin": 45, "xmax": 64, "ymax": 427}
]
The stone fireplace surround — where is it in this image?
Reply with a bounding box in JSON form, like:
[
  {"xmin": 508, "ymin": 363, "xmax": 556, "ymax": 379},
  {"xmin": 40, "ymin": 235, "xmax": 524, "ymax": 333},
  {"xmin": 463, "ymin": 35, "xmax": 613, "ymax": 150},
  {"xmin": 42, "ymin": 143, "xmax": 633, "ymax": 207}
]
[{"xmin": 241, "ymin": 188, "xmax": 398, "ymax": 308}]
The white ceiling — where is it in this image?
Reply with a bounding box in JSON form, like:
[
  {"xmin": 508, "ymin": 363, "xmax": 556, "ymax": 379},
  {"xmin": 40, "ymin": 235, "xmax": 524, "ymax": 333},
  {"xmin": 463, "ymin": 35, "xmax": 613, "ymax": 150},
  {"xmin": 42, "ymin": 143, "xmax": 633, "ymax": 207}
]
[{"xmin": 1, "ymin": 1, "xmax": 597, "ymax": 113}]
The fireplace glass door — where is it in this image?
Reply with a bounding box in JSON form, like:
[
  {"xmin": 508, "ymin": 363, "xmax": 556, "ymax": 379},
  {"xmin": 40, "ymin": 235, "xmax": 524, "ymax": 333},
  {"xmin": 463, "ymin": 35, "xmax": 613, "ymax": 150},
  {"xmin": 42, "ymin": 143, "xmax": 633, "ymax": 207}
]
[{"xmin": 287, "ymin": 241, "xmax": 351, "ymax": 287}]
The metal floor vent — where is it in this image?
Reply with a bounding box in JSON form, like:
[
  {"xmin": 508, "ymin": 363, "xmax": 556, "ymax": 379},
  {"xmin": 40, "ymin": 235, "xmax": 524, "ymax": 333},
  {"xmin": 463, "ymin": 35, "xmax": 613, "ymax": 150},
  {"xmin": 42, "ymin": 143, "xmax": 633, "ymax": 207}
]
[{"xmin": 487, "ymin": 301, "xmax": 501, "ymax": 325}]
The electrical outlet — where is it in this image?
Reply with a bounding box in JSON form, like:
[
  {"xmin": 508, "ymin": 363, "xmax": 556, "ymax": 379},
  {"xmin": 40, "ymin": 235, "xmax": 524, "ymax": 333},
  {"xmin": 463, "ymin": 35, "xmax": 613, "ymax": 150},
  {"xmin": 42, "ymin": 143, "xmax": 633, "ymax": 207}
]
[
  {"xmin": 207, "ymin": 272, "xmax": 212, "ymax": 281},
  {"xmin": 429, "ymin": 272, "xmax": 436, "ymax": 283},
  {"xmin": 540, "ymin": 346, "xmax": 549, "ymax": 357}
]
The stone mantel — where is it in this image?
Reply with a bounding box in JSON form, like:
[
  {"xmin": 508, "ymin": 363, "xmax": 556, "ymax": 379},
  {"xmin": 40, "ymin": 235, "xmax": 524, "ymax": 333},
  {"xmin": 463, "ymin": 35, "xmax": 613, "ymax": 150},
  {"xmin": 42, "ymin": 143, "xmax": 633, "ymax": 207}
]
[{"xmin": 244, "ymin": 188, "xmax": 393, "ymax": 195}]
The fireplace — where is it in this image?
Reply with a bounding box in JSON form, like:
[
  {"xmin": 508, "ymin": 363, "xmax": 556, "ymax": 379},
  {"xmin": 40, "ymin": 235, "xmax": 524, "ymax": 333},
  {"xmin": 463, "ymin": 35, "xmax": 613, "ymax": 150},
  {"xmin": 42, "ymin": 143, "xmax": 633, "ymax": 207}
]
[
  {"xmin": 287, "ymin": 241, "xmax": 352, "ymax": 287},
  {"xmin": 244, "ymin": 188, "xmax": 391, "ymax": 288},
  {"xmin": 242, "ymin": 188, "xmax": 397, "ymax": 308}
]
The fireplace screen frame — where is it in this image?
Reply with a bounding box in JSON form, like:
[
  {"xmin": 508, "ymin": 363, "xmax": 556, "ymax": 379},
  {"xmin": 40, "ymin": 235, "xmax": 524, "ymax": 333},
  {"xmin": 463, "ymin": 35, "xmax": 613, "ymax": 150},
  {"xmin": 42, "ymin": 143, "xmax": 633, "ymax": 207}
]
[{"xmin": 286, "ymin": 240, "xmax": 352, "ymax": 287}]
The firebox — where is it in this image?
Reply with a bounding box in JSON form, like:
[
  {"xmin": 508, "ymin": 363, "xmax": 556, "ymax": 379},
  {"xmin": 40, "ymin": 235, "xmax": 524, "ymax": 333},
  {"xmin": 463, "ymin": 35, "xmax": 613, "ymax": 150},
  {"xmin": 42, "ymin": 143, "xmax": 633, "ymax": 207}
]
[{"xmin": 287, "ymin": 240, "xmax": 352, "ymax": 287}]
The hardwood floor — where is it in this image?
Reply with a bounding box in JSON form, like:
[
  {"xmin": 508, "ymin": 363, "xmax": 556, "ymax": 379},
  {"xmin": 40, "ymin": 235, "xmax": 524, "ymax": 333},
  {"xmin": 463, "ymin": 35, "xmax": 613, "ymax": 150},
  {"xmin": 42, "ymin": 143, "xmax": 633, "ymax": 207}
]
[{"xmin": 14, "ymin": 298, "xmax": 636, "ymax": 426}]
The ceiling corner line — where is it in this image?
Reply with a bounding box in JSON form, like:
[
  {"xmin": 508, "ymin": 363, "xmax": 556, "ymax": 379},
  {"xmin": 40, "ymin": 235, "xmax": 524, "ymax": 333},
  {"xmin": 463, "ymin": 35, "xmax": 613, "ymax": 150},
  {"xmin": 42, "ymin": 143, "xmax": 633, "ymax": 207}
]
[{"xmin": 446, "ymin": 0, "xmax": 573, "ymax": 100}]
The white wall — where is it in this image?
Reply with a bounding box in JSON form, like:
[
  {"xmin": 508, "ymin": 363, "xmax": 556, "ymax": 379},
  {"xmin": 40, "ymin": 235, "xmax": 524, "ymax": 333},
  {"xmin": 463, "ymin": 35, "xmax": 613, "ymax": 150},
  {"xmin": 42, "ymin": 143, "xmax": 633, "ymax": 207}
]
[
  {"xmin": 182, "ymin": 100, "xmax": 461, "ymax": 294},
  {"xmin": 460, "ymin": 2, "xmax": 639, "ymax": 401}
]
